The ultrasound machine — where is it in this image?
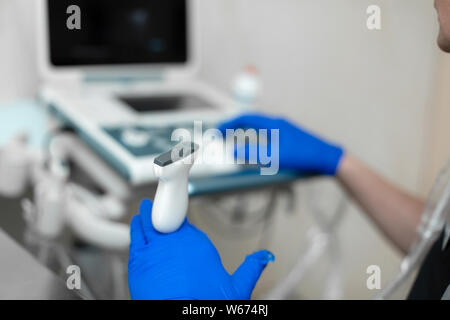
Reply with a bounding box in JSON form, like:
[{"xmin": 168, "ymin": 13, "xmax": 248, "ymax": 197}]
[{"xmin": 37, "ymin": 0, "xmax": 240, "ymax": 185}]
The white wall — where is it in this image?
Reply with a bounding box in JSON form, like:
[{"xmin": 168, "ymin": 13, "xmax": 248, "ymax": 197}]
[
  {"xmin": 0, "ymin": 0, "xmax": 38, "ymax": 102},
  {"xmin": 195, "ymin": 0, "xmax": 440, "ymax": 299}
]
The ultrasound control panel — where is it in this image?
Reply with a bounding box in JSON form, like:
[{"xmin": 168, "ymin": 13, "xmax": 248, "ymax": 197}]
[{"xmin": 103, "ymin": 122, "xmax": 215, "ymax": 158}]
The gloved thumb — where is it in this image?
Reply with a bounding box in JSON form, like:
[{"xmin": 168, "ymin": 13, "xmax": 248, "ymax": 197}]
[{"xmin": 231, "ymin": 250, "xmax": 275, "ymax": 299}]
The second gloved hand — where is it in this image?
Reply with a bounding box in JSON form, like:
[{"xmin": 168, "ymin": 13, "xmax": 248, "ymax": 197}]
[
  {"xmin": 128, "ymin": 199, "xmax": 274, "ymax": 300},
  {"xmin": 218, "ymin": 113, "xmax": 344, "ymax": 175}
]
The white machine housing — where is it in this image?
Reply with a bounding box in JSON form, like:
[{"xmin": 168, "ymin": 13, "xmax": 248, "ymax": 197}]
[
  {"xmin": 36, "ymin": 0, "xmax": 201, "ymax": 83},
  {"xmin": 35, "ymin": 0, "xmax": 241, "ymax": 185}
]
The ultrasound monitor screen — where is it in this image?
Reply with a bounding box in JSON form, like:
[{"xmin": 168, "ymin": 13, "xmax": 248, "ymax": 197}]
[{"xmin": 47, "ymin": 0, "xmax": 188, "ymax": 66}]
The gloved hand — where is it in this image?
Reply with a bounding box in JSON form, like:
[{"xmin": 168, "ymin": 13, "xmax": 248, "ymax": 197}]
[
  {"xmin": 218, "ymin": 113, "xmax": 344, "ymax": 175},
  {"xmin": 128, "ymin": 199, "xmax": 274, "ymax": 300}
]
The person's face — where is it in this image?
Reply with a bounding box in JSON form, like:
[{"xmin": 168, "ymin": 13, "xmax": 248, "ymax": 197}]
[{"xmin": 435, "ymin": 0, "xmax": 450, "ymax": 52}]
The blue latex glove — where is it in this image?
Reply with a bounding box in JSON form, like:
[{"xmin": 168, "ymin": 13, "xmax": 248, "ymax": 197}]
[
  {"xmin": 218, "ymin": 113, "xmax": 344, "ymax": 175},
  {"xmin": 128, "ymin": 199, "xmax": 275, "ymax": 300}
]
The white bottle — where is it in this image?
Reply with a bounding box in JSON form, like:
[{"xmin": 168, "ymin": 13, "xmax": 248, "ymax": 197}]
[
  {"xmin": 0, "ymin": 134, "xmax": 30, "ymax": 197},
  {"xmin": 232, "ymin": 65, "xmax": 262, "ymax": 111}
]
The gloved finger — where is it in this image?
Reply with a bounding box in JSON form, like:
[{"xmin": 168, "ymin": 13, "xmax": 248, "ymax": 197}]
[
  {"xmin": 130, "ymin": 214, "xmax": 147, "ymax": 247},
  {"xmin": 138, "ymin": 198, "xmax": 159, "ymax": 241},
  {"xmin": 217, "ymin": 113, "xmax": 275, "ymax": 134},
  {"xmin": 231, "ymin": 250, "xmax": 275, "ymax": 299}
]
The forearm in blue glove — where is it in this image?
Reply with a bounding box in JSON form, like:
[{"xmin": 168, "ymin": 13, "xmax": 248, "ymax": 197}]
[
  {"xmin": 218, "ymin": 113, "xmax": 344, "ymax": 175},
  {"xmin": 128, "ymin": 199, "xmax": 275, "ymax": 300}
]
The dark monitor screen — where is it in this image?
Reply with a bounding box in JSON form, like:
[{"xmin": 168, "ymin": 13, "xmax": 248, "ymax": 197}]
[{"xmin": 47, "ymin": 0, "xmax": 188, "ymax": 66}]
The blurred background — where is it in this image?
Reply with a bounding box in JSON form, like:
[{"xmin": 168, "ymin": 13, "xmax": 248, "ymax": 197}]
[{"xmin": 1, "ymin": 0, "xmax": 449, "ymax": 299}]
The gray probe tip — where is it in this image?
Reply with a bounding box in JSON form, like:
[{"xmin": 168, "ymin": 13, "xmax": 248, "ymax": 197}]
[{"xmin": 154, "ymin": 142, "xmax": 199, "ymax": 167}]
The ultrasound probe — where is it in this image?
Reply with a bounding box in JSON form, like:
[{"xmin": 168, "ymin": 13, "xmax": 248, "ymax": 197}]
[{"xmin": 152, "ymin": 142, "xmax": 199, "ymax": 233}]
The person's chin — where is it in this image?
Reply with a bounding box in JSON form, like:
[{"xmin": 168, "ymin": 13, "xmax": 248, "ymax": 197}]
[
  {"xmin": 438, "ymin": 31, "xmax": 450, "ymax": 52},
  {"xmin": 437, "ymin": 29, "xmax": 450, "ymax": 53}
]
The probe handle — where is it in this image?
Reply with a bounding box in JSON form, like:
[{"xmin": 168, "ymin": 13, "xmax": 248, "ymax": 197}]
[
  {"xmin": 152, "ymin": 174, "xmax": 190, "ymax": 233},
  {"xmin": 151, "ymin": 142, "xmax": 198, "ymax": 233}
]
